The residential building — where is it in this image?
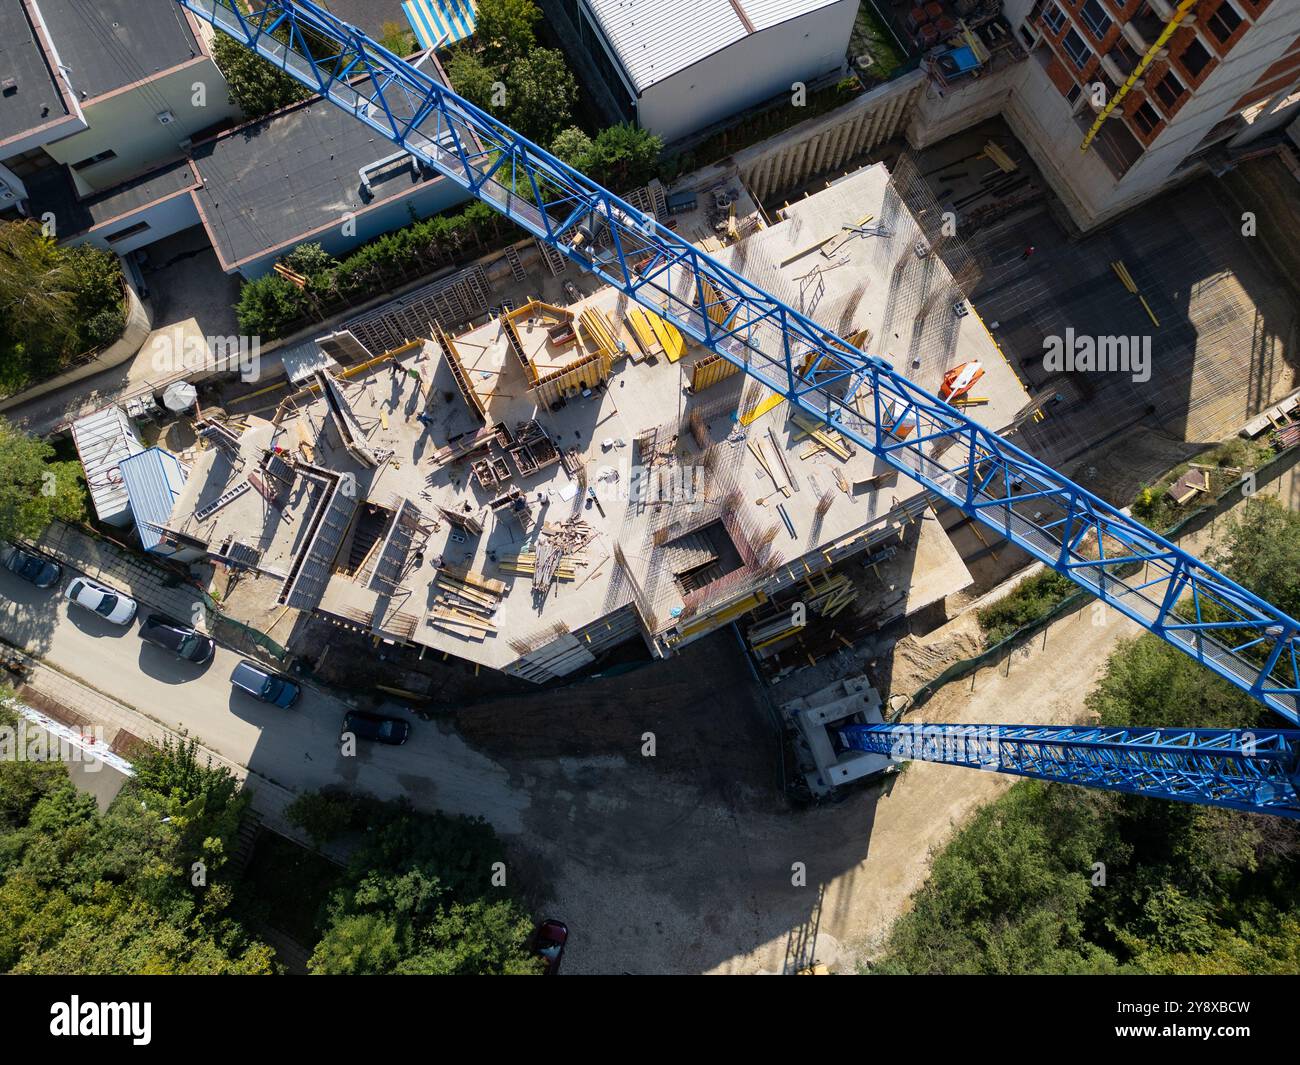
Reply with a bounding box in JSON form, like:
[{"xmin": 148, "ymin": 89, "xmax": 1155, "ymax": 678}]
[
  {"xmin": 550, "ymin": 0, "xmax": 860, "ymax": 143},
  {"xmin": 1002, "ymin": 0, "xmax": 1300, "ymax": 227}
]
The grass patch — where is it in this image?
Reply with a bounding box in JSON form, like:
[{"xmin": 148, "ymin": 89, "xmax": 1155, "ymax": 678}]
[
  {"xmin": 1131, "ymin": 437, "xmax": 1277, "ymax": 534},
  {"xmin": 976, "ymin": 569, "xmax": 1079, "ymax": 647},
  {"xmin": 239, "ymin": 831, "xmax": 342, "ymax": 947},
  {"xmin": 850, "ymin": 2, "xmax": 908, "ymax": 81}
]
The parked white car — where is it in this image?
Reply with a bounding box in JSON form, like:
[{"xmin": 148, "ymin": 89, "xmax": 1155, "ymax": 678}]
[{"xmin": 64, "ymin": 577, "xmax": 137, "ymax": 626}]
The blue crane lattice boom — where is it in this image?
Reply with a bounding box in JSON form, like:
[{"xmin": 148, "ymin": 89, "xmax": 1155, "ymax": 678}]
[
  {"xmin": 839, "ymin": 724, "xmax": 1300, "ymax": 819},
  {"xmin": 181, "ymin": 0, "xmax": 1300, "ymax": 816}
]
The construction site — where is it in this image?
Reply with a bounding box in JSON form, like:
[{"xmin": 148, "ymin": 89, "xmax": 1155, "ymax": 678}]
[{"xmin": 140, "ymin": 159, "xmax": 1031, "ymax": 705}]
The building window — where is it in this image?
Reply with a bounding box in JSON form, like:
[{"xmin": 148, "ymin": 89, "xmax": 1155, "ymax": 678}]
[
  {"xmin": 1080, "ymin": 0, "xmax": 1111, "ymax": 40},
  {"xmin": 1067, "ymin": 83, "xmax": 1083, "ymax": 106},
  {"xmin": 1062, "ymin": 28, "xmax": 1091, "ymax": 69},
  {"xmin": 71, "ymin": 149, "xmax": 117, "ymax": 172},
  {"xmin": 1042, "ymin": 2, "xmax": 1066, "ymax": 34},
  {"xmin": 1180, "ymin": 36, "xmax": 1213, "ymax": 78},
  {"xmin": 1153, "ymin": 69, "xmax": 1186, "ymax": 110},
  {"xmin": 1206, "ymin": 1, "xmax": 1245, "ymax": 46},
  {"xmin": 104, "ymin": 221, "xmax": 151, "ymax": 244},
  {"xmin": 1133, "ymin": 101, "xmax": 1162, "ymax": 135}
]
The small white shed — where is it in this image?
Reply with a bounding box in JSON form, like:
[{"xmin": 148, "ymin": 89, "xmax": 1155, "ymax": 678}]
[{"xmin": 70, "ymin": 405, "xmax": 146, "ymax": 527}]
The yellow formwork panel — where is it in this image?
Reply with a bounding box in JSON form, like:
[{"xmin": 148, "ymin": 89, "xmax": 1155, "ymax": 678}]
[
  {"xmin": 648, "ymin": 311, "xmax": 686, "ymax": 363},
  {"xmin": 625, "ymin": 307, "xmax": 659, "ymax": 354},
  {"xmin": 739, "ymin": 390, "xmax": 786, "ymax": 427}
]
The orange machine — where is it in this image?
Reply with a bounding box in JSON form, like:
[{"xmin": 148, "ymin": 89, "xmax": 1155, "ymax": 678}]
[{"xmin": 939, "ymin": 360, "xmax": 984, "ymax": 402}]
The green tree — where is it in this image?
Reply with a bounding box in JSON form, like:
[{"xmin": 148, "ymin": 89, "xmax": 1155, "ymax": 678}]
[
  {"xmin": 1211, "ymin": 494, "xmax": 1300, "ymax": 617},
  {"xmin": 584, "ymin": 123, "xmax": 664, "ymax": 190},
  {"xmin": 445, "ymin": 49, "xmax": 500, "ymax": 113},
  {"xmin": 550, "ymin": 126, "xmax": 594, "ymax": 169},
  {"xmin": 0, "ymin": 221, "xmax": 77, "ymax": 344},
  {"xmin": 504, "ymin": 48, "xmax": 578, "ymax": 145},
  {"xmin": 0, "ymin": 698, "xmax": 274, "ymax": 975},
  {"xmin": 475, "ymin": 0, "xmax": 541, "ymax": 65},
  {"xmin": 213, "ymin": 33, "xmax": 311, "ymax": 119},
  {"xmin": 290, "ymin": 792, "xmax": 541, "ymax": 975},
  {"xmin": 0, "ymin": 419, "xmax": 86, "ymax": 541}
]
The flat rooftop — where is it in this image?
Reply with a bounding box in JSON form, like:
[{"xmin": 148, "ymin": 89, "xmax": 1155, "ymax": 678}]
[
  {"xmin": 37, "ymin": 0, "xmax": 201, "ymax": 101},
  {"xmin": 190, "ymin": 98, "xmax": 448, "ymax": 269},
  {"xmin": 189, "ymin": 161, "xmax": 1029, "ymax": 672},
  {"xmin": 0, "ymin": 0, "xmax": 68, "ymax": 144},
  {"xmin": 22, "ymin": 158, "xmax": 198, "ymax": 238}
]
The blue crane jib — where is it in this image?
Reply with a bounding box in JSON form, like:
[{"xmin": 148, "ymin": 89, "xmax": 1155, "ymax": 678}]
[
  {"xmin": 839, "ymin": 724, "xmax": 1300, "ymax": 820},
  {"xmin": 180, "ymin": 0, "xmax": 1300, "ymax": 816}
]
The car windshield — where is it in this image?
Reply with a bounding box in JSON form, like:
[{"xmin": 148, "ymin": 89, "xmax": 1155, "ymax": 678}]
[
  {"xmin": 261, "ymin": 676, "xmax": 283, "ymax": 700},
  {"xmin": 93, "ymin": 594, "xmax": 118, "ymax": 617},
  {"xmin": 178, "ymin": 634, "xmax": 200, "ymax": 657}
]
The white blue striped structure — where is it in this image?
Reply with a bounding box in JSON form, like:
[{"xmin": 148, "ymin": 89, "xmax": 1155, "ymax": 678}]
[{"xmin": 402, "ymin": 0, "xmax": 477, "ymax": 49}]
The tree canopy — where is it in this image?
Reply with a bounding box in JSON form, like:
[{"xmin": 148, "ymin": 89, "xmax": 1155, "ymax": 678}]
[
  {"xmin": 873, "ymin": 492, "xmax": 1300, "ymax": 975},
  {"xmin": 212, "ymin": 32, "xmax": 312, "ymax": 119},
  {"xmin": 286, "ymin": 791, "xmax": 541, "ymax": 975},
  {"xmin": 0, "ymin": 222, "xmax": 126, "ymax": 394},
  {"xmin": 0, "ymin": 418, "xmax": 86, "ymax": 542},
  {"xmin": 0, "ymin": 708, "xmax": 275, "ymax": 974}
]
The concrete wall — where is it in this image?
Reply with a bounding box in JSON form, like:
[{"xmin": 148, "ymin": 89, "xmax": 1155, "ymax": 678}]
[
  {"xmin": 43, "ymin": 59, "xmax": 240, "ymax": 194},
  {"xmin": 735, "ymin": 69, "xmax": 925, "ymax": 203},
  {"xmin": 907, "ymin": 56, "xmax": 1029, "ymax": 149},
  {"xmin": 64, "ymin": 189, "xmax": 201, "ymax": 256},
  {"xmin": 637, "ymin": 0, "xmax": 859, "ymax": 144}
]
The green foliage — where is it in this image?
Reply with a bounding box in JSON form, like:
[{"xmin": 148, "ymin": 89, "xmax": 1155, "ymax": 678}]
[
  {"xmin": 446, "ymin": 49, "xmax": 499, "ymax": 112},
  {"xmin": 234, "ymin": 272, "xmax": 311, "ymax": 339},
  {"xmin": 550, "ymin": 126, "xmax": 594, "ymax": 168},
  {"xmin": 1087, "ymin": 633, "xmax": 1264, "ymax": 731},
  {"xmin": 0, "ymin": 222, "xmax": 126, "ymax": 394},
  {"xmin": 0, "ymin": 418, "xmax": 86, "ymax": 542},
  {"xmin": 584, "ymin": 124, "xmax": 664, "ymax": 191},
  {"xmin": 474, "ymin": 0, "xmax": 541, "ymax": 65},
  {"xmin": 377, "ymin": 20, "xmax": 417, "ymax": 57},
  {"xmin": 236, "ymin": 201, "xmax": 513, "ymax": 338},
  {"xmin": 876, "ymin": 506, "xmax": 1300, "ymax": 975},
  {"xmin": 287, "ymin": 792, "xmax": 541, "ymax": 975},
  {"xmin": 976, "ymin": 568, "xmax": 1077, "ymax": 646},
  {"xmin": 1211, "ymin": 495, "xmax": 1300, "ymax": 618},
  {"xmin": 281, "ymin": 242, "xmax": 338, "ymax": 279},
  {"xmin": 504, "ymin": 49, "xmax": 578, "ymax": 145},
  {"xmin": 0, "ymin": 703, "xmax": 274, "ymax": 975},
  {"xmin": 213, "ymin": 32, "xmax": 312, "ymax": 119}
]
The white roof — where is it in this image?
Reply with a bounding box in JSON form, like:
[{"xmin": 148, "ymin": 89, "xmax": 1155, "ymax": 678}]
[
  {"xmin": 585, "ymin": 0, "xmax": 845, "ymax": 93},
  {"xmin": 71, "ymin": 405, "xmax": 145, "ymax": 523}
]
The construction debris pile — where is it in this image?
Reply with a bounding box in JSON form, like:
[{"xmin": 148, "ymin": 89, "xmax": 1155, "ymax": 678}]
[
  {"xmin": 497, "ymin": 518, "xmax": 598, "ymax": 594},
  {"xmin": 429, "ymin": 564, "xmax": 507, "ymax": 640}
]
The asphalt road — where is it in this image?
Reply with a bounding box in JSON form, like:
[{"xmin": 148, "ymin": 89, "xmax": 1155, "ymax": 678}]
[{"xmin": 0, "ymin": 569, "xmax": 529, "ymax": 832}]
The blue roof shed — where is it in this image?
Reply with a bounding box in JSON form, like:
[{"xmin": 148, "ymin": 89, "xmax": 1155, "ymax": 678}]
[{"xmin": 119, "ymin": 447, "xmax": 190, "ymax": 557}]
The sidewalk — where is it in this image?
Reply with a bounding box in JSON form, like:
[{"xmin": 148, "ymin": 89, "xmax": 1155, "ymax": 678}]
[{"xmin": 9, "ymin": 644, "xmax": 327, "ymax": 854}]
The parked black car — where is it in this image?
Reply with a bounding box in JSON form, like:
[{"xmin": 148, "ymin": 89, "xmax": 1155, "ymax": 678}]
[
  {"xmin": 230, "ymin": 659, "xmax": 301, "ymax": 708},
  {"xmin": 139, "ymin": 615, "xmax": 216, "ymax": 664},
  {"xmin": 1, "ymin": 545, "xmax": 62, "ymax": 589},
  {"xmin": 341, "ymin": 710, "xmax": 410, "ymax": 746}
]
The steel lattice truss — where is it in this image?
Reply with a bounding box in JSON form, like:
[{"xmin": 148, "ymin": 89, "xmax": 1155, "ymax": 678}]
[
  {"xmin": 181, "ymin": 0, "xmax": 1300, "ymax": 816},
  {"xmin": 840, "ymin": 724, "xmax": 1300, "ymax": 818}
]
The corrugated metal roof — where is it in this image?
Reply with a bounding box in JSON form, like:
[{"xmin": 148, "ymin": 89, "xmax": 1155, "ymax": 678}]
[
  {"xmin": 585, "ymin": 0, "xmax": 843, "ymax": 92},
  {"xmin": 119, "ymin": 448, "xmax": 188, "ymax": 552},
  {"xmin": 71, "ymin": 406, "xmax": 145, "ymax": 524}
]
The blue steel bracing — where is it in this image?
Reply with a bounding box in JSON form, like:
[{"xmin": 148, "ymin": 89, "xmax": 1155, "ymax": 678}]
[
  {"xmin": 180, "ymin": 0, "xmax": 1300, "ymax": 725},
  {"xmin": 839, "ymin": 723, "xmax": 1300, "ymax": 819}
]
